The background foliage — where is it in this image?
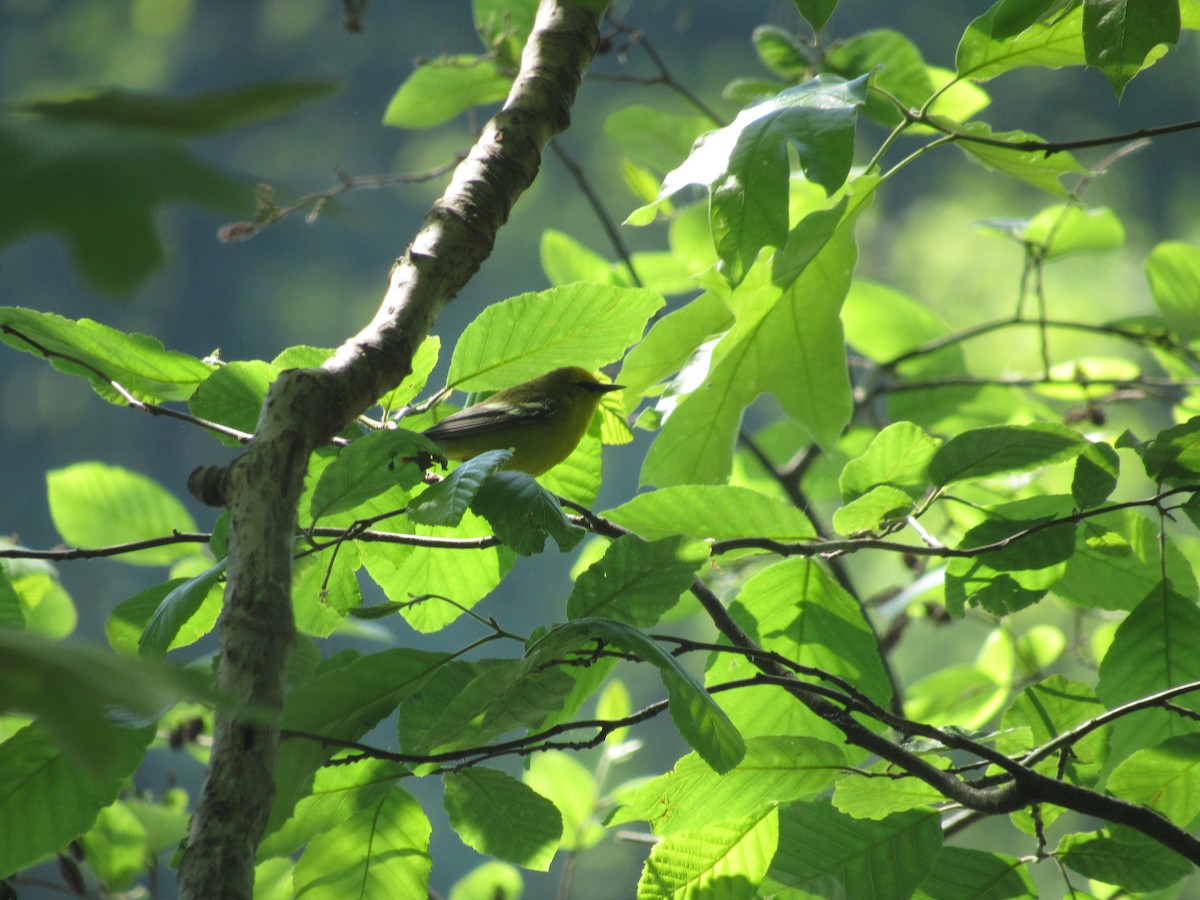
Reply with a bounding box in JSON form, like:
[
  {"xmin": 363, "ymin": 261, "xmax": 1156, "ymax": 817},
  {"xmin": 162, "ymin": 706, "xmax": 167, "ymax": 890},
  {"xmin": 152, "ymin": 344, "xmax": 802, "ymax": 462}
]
[{"xmin": 5, "ymin": 0, "xmax": 1200, "ymax": 897}]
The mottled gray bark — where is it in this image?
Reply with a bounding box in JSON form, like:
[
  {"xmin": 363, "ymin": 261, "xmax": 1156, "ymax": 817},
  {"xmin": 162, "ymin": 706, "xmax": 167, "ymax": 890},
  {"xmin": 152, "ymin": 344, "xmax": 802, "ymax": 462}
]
[{"xmin": 177, "ymin": 3, "xmax": 603, "ymax": 896}]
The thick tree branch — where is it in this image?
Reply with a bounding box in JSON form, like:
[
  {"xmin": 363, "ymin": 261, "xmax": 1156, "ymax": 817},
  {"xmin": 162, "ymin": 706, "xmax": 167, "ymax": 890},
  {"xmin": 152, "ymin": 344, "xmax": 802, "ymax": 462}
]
[{"xmin": 176, "ymin": 3, "xmax": 603, "ymax": 897}]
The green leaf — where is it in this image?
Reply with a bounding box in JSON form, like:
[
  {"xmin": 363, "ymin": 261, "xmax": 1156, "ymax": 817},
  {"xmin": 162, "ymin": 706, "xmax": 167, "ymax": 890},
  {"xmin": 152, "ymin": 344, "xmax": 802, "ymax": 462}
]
[
  {"xmin": 1108, "ymin": 735, "xmax": 1200, "ymax": 825},
  {"xmin": 655, "ymin": 74, "xmax": 868, "ymax": 283},
  {"xmin": 408, "ymin": 450, "xmax": 512, "ymax": 527},
  {"xmin": 604, "ymin": 105, "xmax": 715, "ymax": 172},
  {"xmin": 912, "ymin": 848, "xmax": 1036, "ymax": 900},
  {"xmin": 81, "ymin": 801, "xmax": 148, "ymax": 891},
  {"xmin": 139, "ymin": 559, "xmax": 227, "ymax": 657},
  {"xmin": 308, "ymin": 429, "xmax": 432, "ymax": 521},
  {"xmin": 47, "ymin": 462, "xmax": 199, "ymax": 565},
  {"xmin": 616, "ymin": 291, "xmax": 735, "ymax": 407},
  {"xmin": 0, "ymin": 307, "xmax": 215, "ymax": 402},
  {"xmin": 1057, "ymin": 824, "xmax": 1191, "ymax": 891},
  {"xmin": 471, "ymin": 471, "xmax": 585, "ymax": 555},
  {"xmin": 533, "ymin": 619, "xmax": 745, "ymax": 772},
  {"xmin": 840, "ymin": 421, "xmax": 939, "ymax": 501},
  {"xmin": 754, "ymin": 25, "xmax": 812, "ymax": 79},
  {"xmin": 1056, "ymin": 511, "xmax": 1197, "ymax": 611},
  {"xmin": 540, "ymin": 229, "xmax": 624, "ymax": 287},
  {"xmin": 605, "ymin": 485, "xmax": 815, "ymax": 541},
  {"xmin": 362, "ymin": 512, "xmax": 516, "ymax": 632},
  {"xmin": 763, "ymin": 800, "xmax": 942, "ymax": 897},
  {"xmin": 24, "ymin": 81, "xmax": 340, "ymax": 136},
  {"xmin": 414, "ymin": 658, "xmax": 576, "ymax": 756},
  {"xmin": 833, "ymin": 760, "xmax": 951, "ymax": 820},
  {"xmin": 447, "ymin": 284, "xmax": 663, "ymax": 390},
  {"xmin": 443, "ymin": 768, "xmax": 562, "ymax": 871},
  {"xmin": 187, "ymin": 359, "xmax": 272, "ymax": 442},
  {"xmin": 382, "ymin": 55, "xmax": 512, "ymax": 129},
  {"xmin": 610, "ymin": 736, "xmax": 843, "ymax": 835},
  {"xmin": 1144, "ymin": 415, "xmax": 1200, "ymax": 481},
  {"xmin": 448, "ymin": 862, "xmax": 524, "ymax": 900},
  {"xmin": 259, "ymin": 757, "xmax": 408, "ymax": 860},
  {"xmin": 567, "ymin": 535, "xmax": 708, "ymax": 626},
  {"xmin": 3, "ymin": 568, "xmax": 75, "ymax": 639},
  {"xmin": 0, "ymin": 721, "xmax": 153, "ymax": 879},
  {"xmin": 904, "ymin": 666, "xmax": 1008, "ymax": 728},
  {"xmin": 0, "ymin": 121, "xmax": 246, "ymax": 294},
  {"xmin": 1084, "ymin": 0, "xmax": 1180, "ymax": 97},
  {"xmin": 1097, "ymin": 585, "xmax": 1200, "ymax": 761},
  {"xmin": 706, "ymin": 559, "xmax": 894, "ymax": 746},
  {"xmin": 107, "ymin": 574, "xmax": 221, "ymax": 656},
  {"xmin": 268, "ymin": 648, "xmax": 450, "ymax": 832},
  {"xmin": 956, "ymin": 0, "xmax": 1087, "ymax": 81},
  {"xmin": 841, "ymin": 280, "xmax": 964, "ymax": 372},
  {"xmin": 794, "ymin": 0, "xmax": 839, "ymax": 31},
  {"xmin": 642, "ymin": 187, "xmax": 873, "ymax": 481},
  {"xmin": 823, "ymin": 29, "xmax": 935, "ymax": 127},
  {"xmin": 953, "ymin": 122, "xmax": 1089, "ymax": 196},
  {"xmin": 1019, "ymin": 203, "xmax": 1125, "ymax": 258},
  {"xmin": 637, "ymin": 806, "xmax": 778, "ymax": 899},
  {"xmin": 998, "ymin": 675, "xmax": 1108, "ymax": 784},
  {"xmin": 396, "ymin": 660, "xmax": 485, "ymax": 753},
  {"xmin": 376, "ymin": 335, "xmax": 441, "ymax": 412},
  {"xmin": 524, "ymin": 752, "xmax": 602, "ymax": 852},
  {"xmin": 832, "ymin": 485, "xmax": 914, "ymax": 534},
  {"xmin": 292, "ymin": 547, "xmax": 363, "ymax": 637},
  {"xmin": 1072, "ymin": 440, "xmax": 1119, "ymax": 508},
  {"xmin": 473, "ymin": 0, "xmax": 539, "ymax": 68},
  {"xmin": 293, "ymin": 787, "xmax": 431, "ymax": 897},
  {"xmin": 927, "ymin": 422, "xmax": 1086, "ymax": 486},
  {"xmin": 0, "ymin": 629, "xmax": 208, "ymax": 775},
  {"xmin": 955, "ymin": 495, "xmax": 1077, "ymax": 573},
  {"xmin": 1147, "ymin": 241, "xmax": 1200, "ymax": 341}
]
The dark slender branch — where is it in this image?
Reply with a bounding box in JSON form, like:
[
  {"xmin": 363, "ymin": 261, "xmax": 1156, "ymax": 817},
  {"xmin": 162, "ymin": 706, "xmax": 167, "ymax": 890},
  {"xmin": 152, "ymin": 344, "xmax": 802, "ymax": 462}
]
[
  {"xmin": 710, "ymin": 484, "xmax": 1200, "ymax": 561},
  {"xmin": 0, "ymin": 325, "xmax": 256, "ymax": 444},
  {"xmin": 218, "ymin": 158, "xmax": 465, "ymax": 242},
  {"xmin": 549, "ymin": 140, "xmax": 643, "ymax": 287},
  {"xmin": 1021, "ymin": 680, "xmax": 1200, "ymax": 768},
  {"xmin": 601, "ymin": 15, "xmax": 726, "ymax": 126},
  {"xmin": 880, "ymin": 316, "xmax": 1195, "ymax": 371},
  {"xmin": 873, "ymin": 83, "xmax": 1200, "ymax": 157}
]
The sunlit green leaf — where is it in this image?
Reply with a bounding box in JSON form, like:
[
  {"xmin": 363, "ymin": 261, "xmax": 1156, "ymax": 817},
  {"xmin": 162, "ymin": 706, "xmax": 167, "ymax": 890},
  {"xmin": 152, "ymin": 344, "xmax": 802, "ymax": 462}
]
[
  {"xmin": 1058, "ymin": 825, "xmax": 1191, "ymax": 891},
  {"xmin": 763, "ymin": 800, "xmax": 942, "ymax": 897},
  {"xmin": 956, "ymin": 0, "xmax": 1087, "ymax": 81},
  {"xmin": 471, "ymin": 470, "xmax": 585, "ymax": 555},
  {"xmin": 47, "ymin": 462, "xmax": 199, "ymax": 566},
  {"xmin": 0, "ymin": 307, "xmax": 215, "ymax": 402},
  {"xmin": 637, "ymin": 806, "xmax": 778, "ymax": 899},
  {"xmin": 610, "ymin": 737, "xmax": 843, "ymax": 835},
  {"xmin": 1084, "ymin": 0, "xmax": 1180, "ymax": 97},
  {"xmin": 1108, "ymin": 735, "xmax": 1200, "ymax": 825},
  {"xmin": 953, "ymin": 122, "xmax": 1088, "ymax": 196},
  {"xmin": 293, "ymin": 787, "xmax": 432, "ymax": 897},
  {"xmin": 447, "ymin": 285, "xmax": 663, "ymax": 390},
  {"xmin": 928, "ymin": 422, "xmax": 1086, "ymax": 486},
  {"xmin": 567, "ymin": 535, "xmax": 708, "ymax": 625},
  {"xmin": 912, "ymin": 848, "xmax": 1036, "ymax": 900},
  {"xmin": 382, "ymin": 55, "xmax": 512, "ymax": 129},
  {"xmin": 1146, "ymin": 242, "xmax": 1200, "ymax": 341},
  {"xmin": 444, "ymin": 768, "xmax": 562, "ymax": 870},
  {"xmin": 309, "ymin": 429, "xmax": 429, "ymax": 521}
]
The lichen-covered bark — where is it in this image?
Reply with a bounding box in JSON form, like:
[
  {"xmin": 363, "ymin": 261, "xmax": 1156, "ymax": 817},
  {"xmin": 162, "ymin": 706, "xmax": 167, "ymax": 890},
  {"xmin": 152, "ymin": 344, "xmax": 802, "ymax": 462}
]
[{"xmin": 177, "ymin": 3, "xmax": 602, "ymax": 897}]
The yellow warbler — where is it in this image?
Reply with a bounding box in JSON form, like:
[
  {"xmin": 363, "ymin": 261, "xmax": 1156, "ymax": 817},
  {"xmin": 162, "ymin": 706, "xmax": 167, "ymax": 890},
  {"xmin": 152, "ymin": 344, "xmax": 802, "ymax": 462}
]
[{"xmin": 422, "ymin": 366, "xmax": 622, "ymax": 476}]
